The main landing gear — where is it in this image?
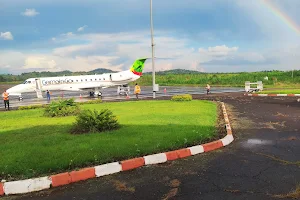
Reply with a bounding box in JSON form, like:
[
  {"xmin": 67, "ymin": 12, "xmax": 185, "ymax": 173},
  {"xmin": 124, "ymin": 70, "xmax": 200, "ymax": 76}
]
[
  {"xmin": 117, "ymin": 85, "xmax": 130, "ymax": 95},
  {"xmin": 90, "ymin": 88, "xmax": 102, "ymax": 98}
]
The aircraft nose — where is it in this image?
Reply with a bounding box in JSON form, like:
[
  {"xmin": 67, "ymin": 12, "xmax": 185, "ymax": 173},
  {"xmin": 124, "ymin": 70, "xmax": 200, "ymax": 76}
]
[
  {"xmin": 7, "ymin": 85, "xmax": 22, "ymax": 94},
  {"xmin": 6, "ymin": 87, "xmax": 14, "ymax": 93}
]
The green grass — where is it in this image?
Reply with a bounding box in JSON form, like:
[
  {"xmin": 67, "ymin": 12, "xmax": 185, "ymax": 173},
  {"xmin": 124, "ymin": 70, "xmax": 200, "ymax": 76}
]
[
  {"xmin": 135, "ymin": 71, "xmax": 300, "ymax": 87},
  {"xmin": 0, "ymin": 100, "xmax": 217, "ymax": 180},
  {"xmin": 259, "ymin": 89, "xmax": 300, "ymax": 94}
]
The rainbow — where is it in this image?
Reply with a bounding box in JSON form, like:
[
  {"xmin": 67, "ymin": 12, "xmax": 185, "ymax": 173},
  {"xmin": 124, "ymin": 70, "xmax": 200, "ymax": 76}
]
[{"xmin": 261, "ymin": 0, "xmax": 300, "ymax": 35}]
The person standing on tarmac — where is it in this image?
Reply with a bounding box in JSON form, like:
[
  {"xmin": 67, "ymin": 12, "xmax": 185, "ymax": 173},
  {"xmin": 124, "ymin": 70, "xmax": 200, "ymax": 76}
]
[
  {"xmin": 206, "ymin": 84, "xmax": 211, "ymax": 95},
  {"xmin": 2, "ymin": 90, "xmax": 10, "ymax": 110},
  {"xmin": 46, "ymin": 90, "xmax": 51, "ymax": 102},
  {"xmin": 134, "ymin": 83, "xmax": 141, "ymax": 99}
]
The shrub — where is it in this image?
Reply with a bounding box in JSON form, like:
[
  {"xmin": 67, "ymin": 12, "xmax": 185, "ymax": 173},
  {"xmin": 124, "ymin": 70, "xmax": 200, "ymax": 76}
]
[
  {"xmin": 18, "ymin": 104, "xmax": 46, "ymax": 110},
  {"xmin": 77, "ymin": 99, "xmax": 103, "ymax": 105},
  {"xmin": 71, "ymin": 109, "xmax": 120, "ymax": 134},
  {"xmin": 171, "ymin": 94, "xmax": 192, "ymax": 101},
  {"xmin": 44, "ymin": 98, "xmax": 81, "ymax": 117}
]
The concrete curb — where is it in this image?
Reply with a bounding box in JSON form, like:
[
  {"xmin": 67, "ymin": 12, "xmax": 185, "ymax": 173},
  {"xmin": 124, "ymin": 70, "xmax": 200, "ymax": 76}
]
[
  {"xmin": 0, "ymin": 102, "xmax": 233, "ymax": 196},
  {"xmin": 244, "ymin": 93, "xmax": 300, "ymax": 97}
]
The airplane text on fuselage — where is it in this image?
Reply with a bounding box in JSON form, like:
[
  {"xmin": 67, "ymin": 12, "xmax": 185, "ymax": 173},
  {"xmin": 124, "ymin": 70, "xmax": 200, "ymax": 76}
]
[{"xmin": 42, "ymin": 78, "xmax": 74, "ymax": 85}]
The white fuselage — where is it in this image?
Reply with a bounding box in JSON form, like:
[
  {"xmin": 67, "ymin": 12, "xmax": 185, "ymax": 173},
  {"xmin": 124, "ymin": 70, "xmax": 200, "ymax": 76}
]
[{"xmin": 7, "ymin": 70, "xmax": 140, "ymax": 96}]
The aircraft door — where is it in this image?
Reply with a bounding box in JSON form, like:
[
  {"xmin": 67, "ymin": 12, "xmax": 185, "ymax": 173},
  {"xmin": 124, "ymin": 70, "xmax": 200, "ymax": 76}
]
[{"xmin": 35, "ymin": 78, "xmax": 43, "ymax": 99}]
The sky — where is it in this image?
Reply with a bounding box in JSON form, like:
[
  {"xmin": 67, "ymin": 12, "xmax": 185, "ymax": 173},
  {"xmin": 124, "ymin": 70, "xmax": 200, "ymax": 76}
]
[{"xmin": 0, "ymin": 0, "xmax": 300, "ymax": 74}]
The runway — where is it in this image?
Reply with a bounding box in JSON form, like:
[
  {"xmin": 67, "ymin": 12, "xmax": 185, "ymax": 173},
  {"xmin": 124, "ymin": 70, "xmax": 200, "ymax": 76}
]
[{"xmin": 0, "ymin": 86, "xmax": 243, "ymax": 109}]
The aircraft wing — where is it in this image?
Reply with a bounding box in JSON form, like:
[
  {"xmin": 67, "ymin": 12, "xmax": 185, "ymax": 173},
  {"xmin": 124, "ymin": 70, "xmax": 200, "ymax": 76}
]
[{"xmin": 60, "ymin": 83, "xmax": 115, "ymax": 91}]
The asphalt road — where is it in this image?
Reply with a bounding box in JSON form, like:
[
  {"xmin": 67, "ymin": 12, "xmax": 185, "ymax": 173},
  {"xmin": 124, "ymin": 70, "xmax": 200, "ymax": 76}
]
[{"xmin": 4, "ymin": 93, "xmax": 300, "ymax": 200}]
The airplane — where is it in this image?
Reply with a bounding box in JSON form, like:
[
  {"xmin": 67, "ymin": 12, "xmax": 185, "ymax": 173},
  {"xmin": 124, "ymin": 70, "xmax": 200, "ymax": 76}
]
[{"xmin": 7, "ymin": 58, "xmax": 148, "ymax": 99}]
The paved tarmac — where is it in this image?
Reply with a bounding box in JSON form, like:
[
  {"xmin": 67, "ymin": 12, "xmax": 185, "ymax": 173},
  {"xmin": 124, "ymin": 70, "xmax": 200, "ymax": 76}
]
[
  {"xmin": 0, "ymin": 86, "xmax": 242, "ymax": 109},
  {"xmin": 4, "ymin": 93, "xmax": 300, "ymax": 200}
]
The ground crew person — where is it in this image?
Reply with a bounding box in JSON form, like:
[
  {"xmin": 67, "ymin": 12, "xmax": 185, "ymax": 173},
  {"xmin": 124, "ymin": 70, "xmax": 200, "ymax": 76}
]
[
  {"xmin": 2, "ymin": 90, "xmax": 9, "ymax": 110},
  {"xmin": 206, "ymin": 84, "xmax": 211, "ymax": 95},
  {"xmin": 46, "ymin": 90, "xmax": 51, "ymax": 101},
  {"xmin": 134, "ymin": 83, "xmax": 141, "ymax": 99}
]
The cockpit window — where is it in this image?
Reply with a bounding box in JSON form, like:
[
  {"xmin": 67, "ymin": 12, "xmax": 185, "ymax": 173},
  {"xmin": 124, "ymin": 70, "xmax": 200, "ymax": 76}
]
[{"xmin": 23, "ymin": 81, "xmax": 27, "ymax": 84}]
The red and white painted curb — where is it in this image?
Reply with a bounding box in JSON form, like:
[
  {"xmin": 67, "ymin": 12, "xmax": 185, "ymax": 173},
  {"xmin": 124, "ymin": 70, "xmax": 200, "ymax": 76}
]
[
  {"xmin": 244, "ymin": 93, "xmax": 300, "ymax": 97},
  {"xmin": 0, "ymin": 102, "xmax": 233, "ymax": 196}
]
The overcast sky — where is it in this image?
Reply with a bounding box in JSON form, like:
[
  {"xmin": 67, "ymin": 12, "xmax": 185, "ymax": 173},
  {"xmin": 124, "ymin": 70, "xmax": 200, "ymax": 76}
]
[{"xmin": 0, "ymin": 0, "xmax": 300, "ymax": 74}]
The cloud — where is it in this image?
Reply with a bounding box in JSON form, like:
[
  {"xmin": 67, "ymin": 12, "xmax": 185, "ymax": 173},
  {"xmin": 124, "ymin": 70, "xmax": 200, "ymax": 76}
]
[
  {"xmin": 61, "ymin": 32, "xmax": 75, "ymax": 37},
  {"xmin": 0, "ymin": 32, "xmax": 13, "ymax": 40},
  {"xmin": 53, "ymin": 44, "xmax": 96, "ymax": 57},
  {"xmin": 21, "ymin": 8, "xmax": 39, "ymax": 17},
  {"xmin": 201, "ymin": 53, "xmax": 278, "ymax": 66},
  {"xmin": 235, "ymin": 1, "xmax": 299, "ymax": 44},
  {"xmin": 0, "ymin": 50, "xmax": 124, "ymax": 74},
  {"xmin": 23, "ymin": 56, "xmax": 58, "ymax": 70},
  {"xmin": 77, "ymin": 25, "xmax": 88, "ymax": 32},
  {"xmin": 0, "ymin": 31, "xmax": 298, "ymax": 74},
  {"xmin": 199, "ymin": 45, "xmax": 239, "ymax": 57}
]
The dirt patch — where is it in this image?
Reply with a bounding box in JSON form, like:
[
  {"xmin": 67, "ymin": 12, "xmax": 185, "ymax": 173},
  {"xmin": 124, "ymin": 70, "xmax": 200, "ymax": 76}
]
[
  {"xmin": 225, "ymin": 103, "xmax": 256, "ymax": 136},
  {"xmin": 216, "ymin": 102, "xmax": 227, "ymax": 139},
  {"xmin": 287, "ymin": 136, "xmax": 297, "ymax": 141},
  {"xmin": 162, "ymin": 188, "xmax": 178, "ymax": 200},
  {"xmin": 259, "ymin": 122, "xmax": 276, "ymax": 130},
  {"xmin": 161, "ymin": 179, "xmax": 181, "ymax": 200},
  {"xmin": 113, "ymin": 180, "xmax": 135, "ymax": 193},
  {"xmin": 259, "ymin": 121, "xmax": 286, "ymax": 129},
  {"xmin": 273, "ymin": 185, "xmax": 300, "ymax": 199},
  {"xmin": 272, "ymin": 121, "xmax": 286, "ymax": 128},
  {"xmin": 169, "ymin": 179, "xmax": 181, "ymax": 188},
  {"xmin": 281, "ymin": 136, "xmax": 298, "ymax": 141},
  {"xmin": 275, "ymin": 112, "xmax": 288, "ymax": 117}
]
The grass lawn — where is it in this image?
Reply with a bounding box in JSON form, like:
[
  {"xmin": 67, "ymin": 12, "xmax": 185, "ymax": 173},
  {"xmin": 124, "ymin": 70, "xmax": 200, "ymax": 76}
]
[
  {"xmin": 259, "ymin": 89, "xmax": 300, "ymax": 94},
  {"xmin": 0, "ymin": 100, "xmax": 217, "ymax": 180}
]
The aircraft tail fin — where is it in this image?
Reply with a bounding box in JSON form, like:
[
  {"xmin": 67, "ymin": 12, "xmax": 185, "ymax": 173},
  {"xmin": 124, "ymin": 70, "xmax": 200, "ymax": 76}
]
[{"xmin": 130, "ymin": 58, "xmax": 148, "ymax": 76}]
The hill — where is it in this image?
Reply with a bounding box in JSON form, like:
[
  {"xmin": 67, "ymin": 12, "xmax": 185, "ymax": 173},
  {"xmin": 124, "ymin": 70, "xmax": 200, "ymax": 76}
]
[
  {"xmin": 88, "ymin": 68, "xmax": 118, "ymax": 74},
  {"xmin": 0, "ymin": 68, "xmax": 118, "ymax": 82}
]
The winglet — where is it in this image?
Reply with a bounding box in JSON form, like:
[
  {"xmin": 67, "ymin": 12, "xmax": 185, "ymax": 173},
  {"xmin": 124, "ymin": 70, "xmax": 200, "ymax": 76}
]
[{"xmin": 130, "ymin": 58, "xmax": 148, "ymax": 76}]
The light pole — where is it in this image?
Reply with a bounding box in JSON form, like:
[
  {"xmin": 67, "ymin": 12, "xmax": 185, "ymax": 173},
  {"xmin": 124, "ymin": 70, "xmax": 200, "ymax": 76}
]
[{"xmin": 150, "ymin": 0, "xmax": 156, "ymax": 98}]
